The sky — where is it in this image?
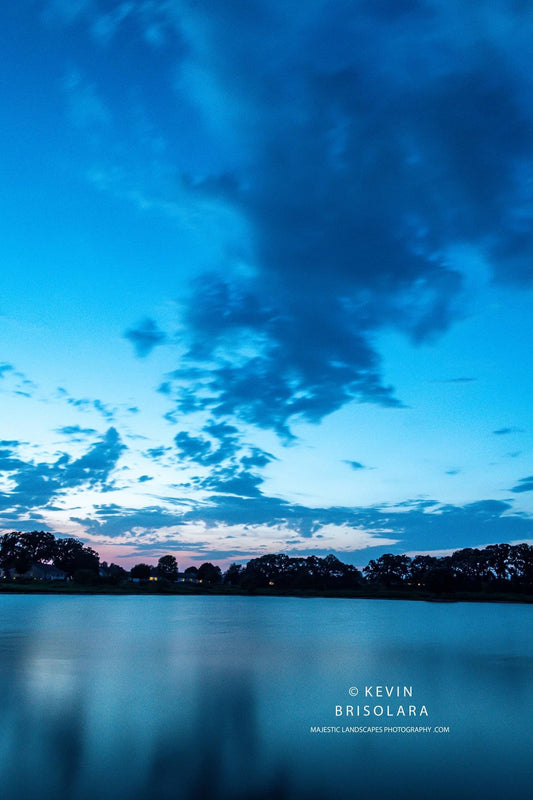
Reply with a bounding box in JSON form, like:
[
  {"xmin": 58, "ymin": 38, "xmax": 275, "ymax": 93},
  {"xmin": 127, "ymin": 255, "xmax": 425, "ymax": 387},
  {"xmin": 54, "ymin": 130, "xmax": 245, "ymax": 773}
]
[{"xmin": 2, "ymin": 0, "xmax": 533, "ymax": 570}]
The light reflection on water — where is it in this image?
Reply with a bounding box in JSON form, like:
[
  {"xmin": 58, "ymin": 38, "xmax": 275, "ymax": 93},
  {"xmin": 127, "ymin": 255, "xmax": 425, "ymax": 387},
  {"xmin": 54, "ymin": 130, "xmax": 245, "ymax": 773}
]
[{"xmin": 0, "ymin": 596, "xmax": 531, "ymax": 799}]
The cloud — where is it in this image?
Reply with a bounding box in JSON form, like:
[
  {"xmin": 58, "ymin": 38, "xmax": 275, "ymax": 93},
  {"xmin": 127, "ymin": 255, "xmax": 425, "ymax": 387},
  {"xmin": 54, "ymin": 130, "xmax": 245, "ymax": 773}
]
[
  {"xmin": 0, "ymin": 428, "xmax": 126, "ymax": 512},
  {"xmin": 174, "ymin": 420, "xmax": 241, "ymax": 467},
  {"xmin": 175, "ymin": 431, "xmax": 218, "ymax": 466},
  {"xmin": 61, "ymin": 427, "xmax": 126, "ymax": 489},
  {"xmin": 192, "ymin": 466, "xmax": 265, "ymax": 499},
  {"xmin": 125, "ymin": 318, "xmax": 167, "ymax": 358},
  {"xmin": 44, "ymin": 1, "xmax": 533, "ymax": 441},
  {"xmin": 132, "ymin": 1, "xmax": 533, "ymax": 436},
  {"xmin": 59, "ymin": 390, "xmax": 116, "ymax": 421},
  {"xmin": 56, "ymin": 425, "xmax": 98, "ymax": 437},
  {"xmin": 173, "ymin": 419, "xmax": 276, "ymax": 498},
  {"xmin": 0, "ymin": 364, "xmax": 37, "ymax": 398},
  {"xmin": 145, "ymin": 446, "xmax": 171, "ymax": 462},
  {"xmin": 511, "ymin": 476, "xmax": 533, "ymax": 494},
  {"xmin": 0, "ymin": 363, "xmax": 14, "ymax": 378},
  {"xmin": 71, "ymin": 489, "xmax": 533, "ymax": 565}
]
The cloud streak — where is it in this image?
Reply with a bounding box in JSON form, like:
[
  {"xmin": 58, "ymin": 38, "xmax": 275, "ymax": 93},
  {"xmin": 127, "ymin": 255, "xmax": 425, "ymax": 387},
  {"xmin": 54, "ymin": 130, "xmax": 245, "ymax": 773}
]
[{"xmin": 69, "ymin": 491, "xmax": 533, "ymax": 565}]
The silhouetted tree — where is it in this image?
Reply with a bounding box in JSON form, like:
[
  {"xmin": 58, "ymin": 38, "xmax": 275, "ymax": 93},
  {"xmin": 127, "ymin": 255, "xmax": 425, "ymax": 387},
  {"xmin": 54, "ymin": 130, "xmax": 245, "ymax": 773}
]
[
  {"xmin": 363, "ymin": 554, "xmax": 411, "ymax": 588},
  {"xmin": 510, "ymin": 543, "xmax": 533, "ymax": 590},
  {"xmin": 224, "ymin": 563, "xmax": 244, "ymax": 586},
  {"xmin": 243, "ymin": 554, "xmax": 291, "ymax": 588},
  {"xmin": 54, "ymin": 538, "xmax": 99, "ymax": 577},
  {"xmin": 19, "ymin": 531, "xmax": 57, "ymax": 563},
  {"xmin": 0, "ymin": 532, "xmax": 24, "ymax": 569},
  {"xmin": 408, "ymin": 555, "xmax": 439, "ymax": 588},
  {"xmin": 14, "ymin": 552, "xmax": 33, "ymax": 575},
  {"xmin": 184, "ymin": 566, "xmax": 199, "ymax": 580},
  {"xmin": 198, "ymin": 562, "xmax": 222, "ymax": 585},
  {"xmin": 157, "ymin": 555, "xmax": 178, "ymax": 581},
  {"xmin": 0, "ymin": 531, "xmax": 59, "ymax": 570},
  {"xmin": 130, "ymin": 563, "xmax": 151, "ymax": 580},
  {"xmin": 241, "ymin": 553, "xmax": 362, "ymax": 591}
]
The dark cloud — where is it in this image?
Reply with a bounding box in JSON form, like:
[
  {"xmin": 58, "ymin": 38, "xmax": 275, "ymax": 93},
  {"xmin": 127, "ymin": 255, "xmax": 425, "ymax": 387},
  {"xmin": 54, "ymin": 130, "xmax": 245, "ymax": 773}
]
[
  {"xmin": 61, "ymin": 428, "xmax": 126, "ymax": 489},
  {"xmin": 175, "ymin": 431, "xmax": 213, "ymax": 465},
  {"xmin": 174, "ymin": 419, "xmax": 275, "ymax": 498},
  {"xmin": 71, "ymin": 506, "xmax": 186, "ymax": 537},
  {"xmin": 0, "ymin": 363, "xmax": 14, "ymax": 377},
  {"xmin": 140, "ymin": 2, "xmax": 533, "ymax": 436},
  {"xmin": 345, "ymin": 460, "xmax": 366, "ymax": 471},
  {"xmin": 461, "ymin": 500, "xmax": 512, "ymax": 515},
  {"xmin": 92, "ymin": 399, "xmax": 115, "ymax": 421},
  {"xmin": 56, "ymin": 425, "xmax": 98, "ymax": 437},
  {"xmin": 145, "ymin": 446, "xmax": 171, "ymax": 461},
  {"xmin": 240, "ymin": 448, "xmax": 275, "ymax": 469},
  {"xmin": 193, "ymin": 466, "xmax": 264, "ymax": 499},
  {"xmin": 511, "ymin": 476, "xmax": 533, "ymax": 494},
  {"xmin": 175, "ymin": 420, "xmax": 241, "ymax": 467},
  {"xmin": 125, "ymin": 317, "xmax": 167, "ymax": 358},
  {"xmin": 493, "ymin": 427, "xmax": 525, "ymax": 436},
  {"xmin": 0, "ymin": 428, "xmax": 126, "ymax": 512}
]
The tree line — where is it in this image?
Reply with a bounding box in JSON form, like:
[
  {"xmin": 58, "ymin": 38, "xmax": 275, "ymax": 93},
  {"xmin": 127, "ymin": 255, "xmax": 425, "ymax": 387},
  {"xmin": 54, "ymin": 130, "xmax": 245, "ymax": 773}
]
[
  {"xmin": 1, "ymin": 530, "xmax": 533, "ymax": 594},
  {"xmin": 362, "ymin": 544, "xmax": 533, "ymax": 593},
  {"xmin": 0, "ymin": 531, "xmax": 99, "ymax": 580},
  {"xmin": 223, "ymin": 545, "xmax": 533, "ymax": 594}
]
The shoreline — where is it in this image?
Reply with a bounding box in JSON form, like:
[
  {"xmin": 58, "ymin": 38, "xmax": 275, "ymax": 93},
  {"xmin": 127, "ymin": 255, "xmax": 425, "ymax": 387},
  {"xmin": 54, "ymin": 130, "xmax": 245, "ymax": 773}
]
[{"xmin": 1, "ymin": 582, "xmax": 532, "ymax": 603}]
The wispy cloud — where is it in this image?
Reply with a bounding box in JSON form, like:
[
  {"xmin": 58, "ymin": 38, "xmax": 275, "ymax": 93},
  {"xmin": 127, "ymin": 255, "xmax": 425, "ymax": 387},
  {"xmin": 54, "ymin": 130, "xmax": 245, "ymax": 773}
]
[
  {"xmin": 66, "ymin": 491, "xmax": 533, "ymax": 565},
  {"xmin": 511, "ymin": 476, "xmax": 533, "ymax": 494},
  {"xmin": 125, "ymin": 318, "xmax": 167, "ymax": 358},
  {"xmin": 344, "ymin": 460, "xmax": 367, "ymax": 471}
]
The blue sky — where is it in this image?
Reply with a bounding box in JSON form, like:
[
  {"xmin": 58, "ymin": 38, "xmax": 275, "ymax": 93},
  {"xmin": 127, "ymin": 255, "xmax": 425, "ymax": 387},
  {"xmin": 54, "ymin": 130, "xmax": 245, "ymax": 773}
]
[{"xmin": 2, "ymin": 0, "xmax": 533, "ymax": 569}]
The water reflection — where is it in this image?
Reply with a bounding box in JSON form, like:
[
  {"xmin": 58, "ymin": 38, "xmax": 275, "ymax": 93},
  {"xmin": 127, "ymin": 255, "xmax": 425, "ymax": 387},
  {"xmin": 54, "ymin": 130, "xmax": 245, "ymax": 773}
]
[{"xmin": 0, "ymin": 596, "xmax": 531, "ymax": 799}]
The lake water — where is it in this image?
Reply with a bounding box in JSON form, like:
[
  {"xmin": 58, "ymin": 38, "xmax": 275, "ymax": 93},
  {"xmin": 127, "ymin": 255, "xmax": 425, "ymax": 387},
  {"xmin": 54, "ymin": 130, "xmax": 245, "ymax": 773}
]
[{"xmin": 0, "ymin": 595, "xmax": 531, "ymax": 800}]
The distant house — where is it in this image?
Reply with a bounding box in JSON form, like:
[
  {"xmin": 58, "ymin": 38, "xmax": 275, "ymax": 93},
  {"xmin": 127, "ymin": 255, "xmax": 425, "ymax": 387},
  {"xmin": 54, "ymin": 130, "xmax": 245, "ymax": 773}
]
[
  {"xmin": 176, "ymin": 571, "xmax": 199, "ymax": 584},
  {"xmin": 11, "ymin": 563, "xmax": 67, "ymax": 581}
]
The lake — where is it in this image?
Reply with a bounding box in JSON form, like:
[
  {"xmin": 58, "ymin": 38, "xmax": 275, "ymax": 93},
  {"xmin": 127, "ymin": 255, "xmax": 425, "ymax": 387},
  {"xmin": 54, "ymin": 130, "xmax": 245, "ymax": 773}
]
[{"xmin": 0, "ymin": 595, "xmax": 531, "ymax": 799}]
